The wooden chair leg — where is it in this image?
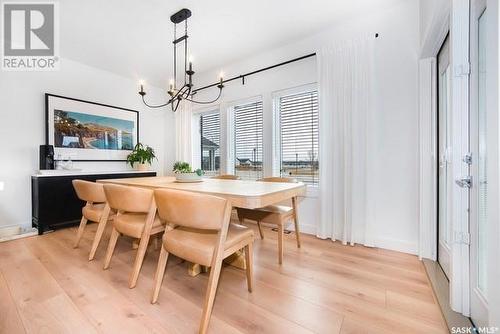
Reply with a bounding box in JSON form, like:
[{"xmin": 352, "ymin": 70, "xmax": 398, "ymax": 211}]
[
  {"xmin": 89, "ymin": 220, "xmax": 107, "ymax": 261},
  {"xmin": 292, "ymin": 197, "xmax": 301, "ymax": 248},
  {"xmin": 73, "ymin": 216, "xmax": 88, "ymax": 248},
  {"xmin": 244, "ymin": 243, "xmax": 253, "ymax": 292},
  {"xmin": 103, "ymin": 227, "xmax": 120, "ymax": 269},
  {"xmin": 278, "ymin": 224, "xmax": 284, "ymax": 265},
  {"xmin": 129, "ymin": 234, "xmax": 151, "ymax": 289},
  {"xmin": 199, "ymin": 256, "xmax": 224, "ymax": 334},
  {"xmin": 151, "ymin": 245, "xmax": 169, "ymax": 304},
  {"xmin": 89, "ymin": 206, "xmax": 111, "ymax": 261},
  {"xmin": 256, "ymin": 221, "xmax": 264, "ymax": 239}
]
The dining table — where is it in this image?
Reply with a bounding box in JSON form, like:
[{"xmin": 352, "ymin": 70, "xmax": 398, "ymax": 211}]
[{"xmin": 97, "ymin": 176, "xmax": 306, "ymax": 275}]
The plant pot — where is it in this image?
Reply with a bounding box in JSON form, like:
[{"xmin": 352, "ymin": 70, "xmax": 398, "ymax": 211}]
[
  {"xmin": 175, "ymin": 172, "xmax": 203, "ymax": 183},
  {"xmin": 135, "ymin": 163, "xmax": 150, "ymax": 171}
]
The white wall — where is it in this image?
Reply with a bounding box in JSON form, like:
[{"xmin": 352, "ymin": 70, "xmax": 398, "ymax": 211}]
[
  {"xmin": 193, "ymin": 0, "xmax": 420, "ymax": 253},
  {"xmin": 0, "ymin": 59, "xmax": 176, "ymax": 229}
]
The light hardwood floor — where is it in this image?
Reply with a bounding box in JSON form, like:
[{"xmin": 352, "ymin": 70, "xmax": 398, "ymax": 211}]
[{"xmin": 0, "ymin": 223, "xmax": 447, "ymax": 334}]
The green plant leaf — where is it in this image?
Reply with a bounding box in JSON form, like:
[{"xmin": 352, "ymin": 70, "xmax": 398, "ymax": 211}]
[
  {"xmin": 126, "ymin": 143, "xmax": 157, "ymax": 167},
  {"xmin": 173, "ymin": 161, "xmax": 192, "ymax": 173}
]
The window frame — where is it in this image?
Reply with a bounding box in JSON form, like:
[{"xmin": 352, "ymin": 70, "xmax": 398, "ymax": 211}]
[
  {"xmin": 227, "ymin": 95, "xmax": 265, "ymax": 180},
  {"xmin": 272, "ymin": 83, "xmax": 319, "ymax": 189},
  {"xmin": 193, "ymin": 107, "xmax": 221, "ymax": 176}
]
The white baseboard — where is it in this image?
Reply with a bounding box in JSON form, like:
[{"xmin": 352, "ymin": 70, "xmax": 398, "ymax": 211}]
[
  {"xmin": 0, "ymin": 223, "xmax": 37, "ymax": 242},
  {"xmin": 0, "ymin": 225, "xmax": 22, "ymax": 238},
  {"xmin": 371, "ymin": 236, "xmax": 418, "ymax": 255},
  {"xmin": 289, "ymin": 223, "xmax": 316, "ymax": 235}
]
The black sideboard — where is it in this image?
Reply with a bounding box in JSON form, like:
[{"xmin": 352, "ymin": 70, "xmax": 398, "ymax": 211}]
[{"xmin": 31, "ymin": 171, "xmax": 156, "ymax": 234}]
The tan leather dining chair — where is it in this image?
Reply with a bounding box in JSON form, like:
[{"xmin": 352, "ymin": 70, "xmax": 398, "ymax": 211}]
[
  {"xmin": 211, "ymin": 174, "xmax": 240, "ymax": 180},
  {"xmin": 102, "ymin": 184, "xmax": 164, "ymax": 288},
  {"xmin": 236, "ymin": 177, "xmax": 301, "ymax": 264},
  {"xmin": 151, "ymin": 189, "xmax": 254, "ymax": 334},
  {"xmin": 72, "ymin": 180, "xmax": 112, "ymax": 261}
]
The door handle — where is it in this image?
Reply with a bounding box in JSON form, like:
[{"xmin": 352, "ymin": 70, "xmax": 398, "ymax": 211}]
[{"xmin": 455, "ymin": 176, "xmax": 472, "ymax": 188}]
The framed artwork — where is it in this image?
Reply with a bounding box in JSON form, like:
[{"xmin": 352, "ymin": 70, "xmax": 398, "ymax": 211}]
[{"xmin": 45, "ymin": 94, "xmax": 139, "ymax": 161}]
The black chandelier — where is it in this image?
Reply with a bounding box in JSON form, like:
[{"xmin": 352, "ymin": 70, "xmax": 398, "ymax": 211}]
[{"xmin": 138, "ymin": 8, "xmax": 224, "ymax": 112}]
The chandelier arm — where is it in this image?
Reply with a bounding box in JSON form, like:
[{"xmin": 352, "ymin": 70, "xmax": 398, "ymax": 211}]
[
  {"xmin": 141, "ymin": 95, "xmax": 172, "ymax": 109},
  {"xmin": 185, "ymin": 88, "xmax": 222, "ymax": 105}
]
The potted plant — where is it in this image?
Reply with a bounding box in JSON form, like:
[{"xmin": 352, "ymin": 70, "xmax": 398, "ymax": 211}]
[
  {"xmin": 173, "ymin": 161, "xmax": 204, "ymax": 182},
  {"xmin": 126, "ymin": 143, "xmax": 157, "ymax": 171}
]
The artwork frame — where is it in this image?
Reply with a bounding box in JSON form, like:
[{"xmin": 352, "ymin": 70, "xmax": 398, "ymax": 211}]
[{"xmin": 45, "ymin": 94, "xmax": 139, "ymax": 161}]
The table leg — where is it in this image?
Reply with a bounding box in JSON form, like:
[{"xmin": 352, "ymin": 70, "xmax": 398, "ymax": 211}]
[
  {"xmin": 187, "ymin": 263, "xmax": 209, "ymax": 277},
  {"xmin": 224, "ymin": 250, "xmax": 246, "ymax": 269}
]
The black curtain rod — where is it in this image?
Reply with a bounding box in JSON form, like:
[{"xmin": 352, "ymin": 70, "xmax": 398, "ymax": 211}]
[
  {"xmin": 192, "ymin": 32, "xmax": 379, "ymax": 94},
  {"xmin": 192, "ymin": 53, "xmax": 316, "ymax": 93}
]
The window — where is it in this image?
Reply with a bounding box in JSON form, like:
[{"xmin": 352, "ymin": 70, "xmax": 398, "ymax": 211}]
[
  {"xmin": 278, "ymin": 90, "xmax": 319, "ymax": 185},
  {"xmin": 200, "ymin": 112, "xmax": 220, "ymax": 176},
  {"xmin": 233, "ymin": 101, "xmax": 263, "ymax": 180}
]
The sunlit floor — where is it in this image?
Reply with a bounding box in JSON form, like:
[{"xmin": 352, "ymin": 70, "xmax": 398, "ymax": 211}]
[{"xmin": 0, "ymin": 222, "xmax": 447, "ymax": 333}]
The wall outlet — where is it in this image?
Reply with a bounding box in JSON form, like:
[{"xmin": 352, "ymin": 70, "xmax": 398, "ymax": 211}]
[{"xmin": 0, "ymin": 181, "xmax": 4, "ymax": 191}]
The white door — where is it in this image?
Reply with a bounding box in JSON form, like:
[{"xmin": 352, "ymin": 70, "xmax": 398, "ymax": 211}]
[
  {"xmin": 469, "ymin": 0, "xmax": 488, "ymax": 327},
  {"xmin": 437, "ymin": 35, "xmax": 453, "ymax": 279}
]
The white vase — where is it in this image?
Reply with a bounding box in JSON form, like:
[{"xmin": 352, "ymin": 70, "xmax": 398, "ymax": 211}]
[
  {"xmin": 175, "ymin": 172, "xmax": 203, "ymax": 182},
  {"xmin": 135, "ymin": 163, "xmax": 150, "ymax": 171}
]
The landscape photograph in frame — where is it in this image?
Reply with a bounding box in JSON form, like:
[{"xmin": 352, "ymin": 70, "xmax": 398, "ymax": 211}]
[{"xmin": 46, "ymin": 94, "xmax": 139, "ymax": 161}]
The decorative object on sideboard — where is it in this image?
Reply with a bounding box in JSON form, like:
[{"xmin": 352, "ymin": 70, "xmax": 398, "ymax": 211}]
[
  {"xmin": 173, "ymin": 161, "xmax": 204, "ymax": 182},
  {"xmin": 126, "ymin": 143, "xmax": 157, "ymax": 171},
  {"xmin": 138, "ymin": 8, "xmax": 224, "ymax": 112},
  {"xmin": 39, "ymin": 144, "xmax": 55, "ymax": 170},
  {"xmin": 46, "ymin": 94, "xmax": 139, "ymax": 161},
  {"xmin": 55, "ymin": 154, "xmax": 82, "ymax": 171}
]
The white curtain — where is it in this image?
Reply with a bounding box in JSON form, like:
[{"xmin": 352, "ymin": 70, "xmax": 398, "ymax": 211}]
[
  {"xmin": 317, "ymin": 35, "xmax": 376, "ymax": 246},
  {"xmin": 175, "ymin": 100, "xmax": 193, "ymax": 164}
]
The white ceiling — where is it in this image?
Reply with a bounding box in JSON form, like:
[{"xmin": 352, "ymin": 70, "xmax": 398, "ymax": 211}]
[{"xmin": 60, "ymin": 0, "xmax": 402, "ymax": 88}]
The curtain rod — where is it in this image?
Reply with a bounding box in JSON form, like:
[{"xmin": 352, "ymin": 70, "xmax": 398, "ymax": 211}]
[
  {"xmin": 192, "ymin": 33, "xmax": 379, "ymax": 94},
  {"xmin": 192, "ymin": 53, "xmax": 315, "ymax": 93}
]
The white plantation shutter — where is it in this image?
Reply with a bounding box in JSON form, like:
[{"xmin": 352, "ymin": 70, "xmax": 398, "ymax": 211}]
[
  {"xmin": 279, "ymin": 91, "xmax": 319, "ymax": 185},
  {"xmin": 200, "ymin": 112, "xmax": 220, "ymax": 176},
  {"xmin": 234, "ymin": 101, "xmax": 264, "ymax": 180}
]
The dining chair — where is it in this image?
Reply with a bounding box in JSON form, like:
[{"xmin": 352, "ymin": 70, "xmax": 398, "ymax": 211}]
[
  {"xmin": 151, "ymin": 188, "xmax": 254, "ymax": 334},
  {"xmin": 236, "ymin": 176, "xmax": 301, "ymax": 264},
  {"xmin": 211, "ymin": 174, "xmax": 240, "ymax": 180},
  {"xmin": 102, "ymin": 184, "xmax": 164, "ymax": 288},
  {"xmin": 72, "ymin": 180, "xmax": 113, "ymax": 261}
]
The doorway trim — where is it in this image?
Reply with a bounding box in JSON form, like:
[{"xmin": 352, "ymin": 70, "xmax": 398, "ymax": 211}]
[
  {"xmin": 418, "ymin": 0, "xmax": 471, "ymax": 316},
  {"xmin": 418, "ymin": 3, "xmax": 450, "ymax": 262}
]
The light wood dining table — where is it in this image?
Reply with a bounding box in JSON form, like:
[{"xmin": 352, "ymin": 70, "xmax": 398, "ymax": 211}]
[{"xmin": 98, "ymin": 176, "xmax": 306, "ymax": 275}]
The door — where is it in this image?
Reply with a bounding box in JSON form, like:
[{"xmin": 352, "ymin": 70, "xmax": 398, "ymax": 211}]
[
  {"xmin": 437, "ymin": 35, "xmax": 452, "ymax": 279},
  {"xmin": 469, "ymin": 0, "xmax": 488, "ymax": 327}
]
